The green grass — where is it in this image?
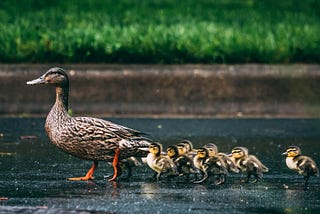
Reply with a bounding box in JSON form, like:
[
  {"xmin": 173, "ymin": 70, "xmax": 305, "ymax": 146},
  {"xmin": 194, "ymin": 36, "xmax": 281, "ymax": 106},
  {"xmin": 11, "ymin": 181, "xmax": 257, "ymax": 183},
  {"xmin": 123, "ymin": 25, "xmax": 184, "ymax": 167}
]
[{"xmin": 0, "ymin": 0, "xmax": 319, "ymax": 63}]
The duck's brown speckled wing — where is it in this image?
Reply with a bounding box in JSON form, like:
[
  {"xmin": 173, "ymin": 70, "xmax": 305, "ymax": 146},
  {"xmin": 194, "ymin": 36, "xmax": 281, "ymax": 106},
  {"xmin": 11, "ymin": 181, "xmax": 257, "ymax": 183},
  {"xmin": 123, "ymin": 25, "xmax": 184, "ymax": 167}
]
[{"xmin": 57, "ymin": 116, "xmax": 151, "ymax": 161}]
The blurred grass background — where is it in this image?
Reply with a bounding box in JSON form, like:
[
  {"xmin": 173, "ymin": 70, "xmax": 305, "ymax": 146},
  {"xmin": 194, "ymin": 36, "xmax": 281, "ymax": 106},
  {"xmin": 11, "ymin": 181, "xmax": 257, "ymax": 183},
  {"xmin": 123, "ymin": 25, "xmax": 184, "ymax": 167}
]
[{"xmin": 0, "ymin": 0, "xmax": 319, "ymax": 63}]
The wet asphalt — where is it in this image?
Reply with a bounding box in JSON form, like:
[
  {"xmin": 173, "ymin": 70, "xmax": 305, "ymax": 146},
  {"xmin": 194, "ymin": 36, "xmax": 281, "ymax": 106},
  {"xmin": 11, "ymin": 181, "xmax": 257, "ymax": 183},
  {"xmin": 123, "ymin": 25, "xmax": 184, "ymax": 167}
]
[{"xmin": 0, "ymin": 117, "xmax": 320, "ymax": 213}]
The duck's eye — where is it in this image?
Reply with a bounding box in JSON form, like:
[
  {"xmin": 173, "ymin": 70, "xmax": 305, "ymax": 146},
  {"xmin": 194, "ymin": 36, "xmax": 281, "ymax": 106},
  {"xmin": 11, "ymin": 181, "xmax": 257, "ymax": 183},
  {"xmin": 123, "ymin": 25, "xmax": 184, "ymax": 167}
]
[{"xmin": 197, "ymin": 151, "xmax": 205, "ymax": 155}]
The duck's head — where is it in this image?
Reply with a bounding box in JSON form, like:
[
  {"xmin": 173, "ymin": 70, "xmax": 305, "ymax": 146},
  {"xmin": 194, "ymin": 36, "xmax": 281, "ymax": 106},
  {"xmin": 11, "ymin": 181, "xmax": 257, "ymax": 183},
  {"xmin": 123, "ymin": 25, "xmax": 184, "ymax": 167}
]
[
  {"xmin": 282, "ymin": 146, "xmax": 301, "ymax": 157},
  {"xmin": 166, "ymin": 145, "xmax": 179, "ymax": 159},
  {"xmin": 196, "ymin": 148, "xmax": 209, "ymax": 159},
  {"xmin": 231, "ymin": 147, "xmax": 248, "ymax": 159},
  {"xmin": 179, "ymin": 140, "xmax": 193, "ymax": 152},
  {"xmin": 177, "ymin": 143, "xmax": 188, "ymax": 155},
  {"xmin": 26, "ymin": 67, "xmax": 69, "ymax": 87},
  {"xmin": 149, "ymin": 142, "xmax": 162, "ymax": 156},
  {"xmin": 204, "ymin": 143, "xmax": 218, "ymax": 157}
]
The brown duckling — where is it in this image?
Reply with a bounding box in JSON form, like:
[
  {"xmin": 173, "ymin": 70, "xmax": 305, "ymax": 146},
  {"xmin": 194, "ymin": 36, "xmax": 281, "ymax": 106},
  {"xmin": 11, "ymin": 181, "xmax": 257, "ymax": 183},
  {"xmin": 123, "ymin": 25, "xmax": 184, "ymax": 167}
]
[
  {"xmin": 27, "ymin": 67, "xmax": 152, "ymax": 182},
  {"xmin": 204, "ymin": 143, "xmax": 239, "ymax": 174},
  {"xmin": 193, "ymin": 148, "xmax": 209, "ymax": 182},
  {"xmin": 119, "ymin": 157, "xmax": 142, "ymax": 178},
  {"xmin": 146, "ymin": 142, "xmax": 178, "ymax": 181},
  {"xmin": 166, "ymin": 145, "xmax": 198, "ymax": 181},
  {"xmin": 230, "ymin": 147, "xmax": 268, "ymax": 183},
  {"xmin": 193, "ymin": 148, "xmax": 227, "ymax": 185},
  {"xmin": 282, "ymin": 146, "xmax": 319, "ymax": 189},
  {"xmin": 177, "ymin": 140, "xmax": 196, "ymax": 159}
]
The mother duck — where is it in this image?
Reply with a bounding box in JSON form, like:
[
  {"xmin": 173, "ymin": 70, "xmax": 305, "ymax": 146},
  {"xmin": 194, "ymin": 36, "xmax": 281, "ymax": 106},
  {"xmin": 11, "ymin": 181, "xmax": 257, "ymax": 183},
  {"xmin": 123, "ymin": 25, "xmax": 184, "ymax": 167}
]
[{"xmin": 27, "ymin": 67, "xmax": 152, "ymax": 181}]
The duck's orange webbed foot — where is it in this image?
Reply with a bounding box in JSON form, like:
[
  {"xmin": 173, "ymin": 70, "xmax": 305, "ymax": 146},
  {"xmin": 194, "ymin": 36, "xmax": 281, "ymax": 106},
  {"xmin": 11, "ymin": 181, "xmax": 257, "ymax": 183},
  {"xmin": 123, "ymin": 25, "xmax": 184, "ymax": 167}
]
[
  {"xmin": 68, "ymin": 161, "xmax": 98, "ymax": 181},
  {"xmin": 108, "ymin": 148, "xmax": 120, "ymax": 182}
]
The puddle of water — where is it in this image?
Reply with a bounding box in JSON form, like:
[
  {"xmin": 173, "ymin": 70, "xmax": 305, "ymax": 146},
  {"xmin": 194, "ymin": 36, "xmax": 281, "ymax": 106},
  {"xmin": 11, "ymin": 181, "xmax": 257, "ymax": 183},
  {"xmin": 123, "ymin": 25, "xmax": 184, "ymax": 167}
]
[{"xmin": 0, "ymin": 118, "xmax": 320, "ymax": 213}]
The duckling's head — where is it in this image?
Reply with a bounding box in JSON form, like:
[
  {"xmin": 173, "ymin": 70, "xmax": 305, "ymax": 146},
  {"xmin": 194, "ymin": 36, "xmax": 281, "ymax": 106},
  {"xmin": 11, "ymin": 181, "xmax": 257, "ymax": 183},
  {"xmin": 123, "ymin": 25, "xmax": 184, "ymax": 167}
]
[
  {"xmin": 196, "ymin": 148, "xmax": 209, "ymax": 159},
  {"xmin": 166, "ymin": 145, "xmax": 179, "ymax": 159},
  {"xmin": 27, "ymin": 67, "xmax": 69, "ymax": 87},
  {"xmin": 177, "ymin": 143, "xmax": 188, "ymax": 155},
  {"xmin": 149, "ymin": 142, "xmax": 162, "ymax": 156},
  {"xmin": 282, "ymin": 146, "xmax": 301, "ymax": 157},
  {"xmin": 179, "ymin": 140, "xmax": 193, "ymax": 152},
  {"xmin": 231, "ymin": 147, "xmax": 248, "ymax": 159},
  {"xmin": 204, "ymin": 143, "xmax": 218, "ymax": 157}
]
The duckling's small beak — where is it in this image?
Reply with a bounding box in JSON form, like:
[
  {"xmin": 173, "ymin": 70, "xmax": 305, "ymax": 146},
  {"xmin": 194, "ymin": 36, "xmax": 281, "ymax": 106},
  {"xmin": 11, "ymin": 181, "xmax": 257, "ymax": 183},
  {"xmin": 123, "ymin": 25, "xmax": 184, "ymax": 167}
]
[
  {"xmin": 26, "ymin": 74, "xmax": 46, "ymax": 85},
  {"xmin": 281, "ymin": 151, "xmax": 288, "ymax": 156},
  {"xmin": 228, "ymin": 153, "xmax": 233, "ymax": 157}
]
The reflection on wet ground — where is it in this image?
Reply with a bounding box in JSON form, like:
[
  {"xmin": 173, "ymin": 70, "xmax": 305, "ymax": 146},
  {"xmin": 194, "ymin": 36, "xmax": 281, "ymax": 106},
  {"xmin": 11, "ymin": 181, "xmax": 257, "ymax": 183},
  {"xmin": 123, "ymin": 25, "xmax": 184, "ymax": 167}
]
[{"xmin": 0, "ymin": 118, "xmax": 320, "ymax": 213}]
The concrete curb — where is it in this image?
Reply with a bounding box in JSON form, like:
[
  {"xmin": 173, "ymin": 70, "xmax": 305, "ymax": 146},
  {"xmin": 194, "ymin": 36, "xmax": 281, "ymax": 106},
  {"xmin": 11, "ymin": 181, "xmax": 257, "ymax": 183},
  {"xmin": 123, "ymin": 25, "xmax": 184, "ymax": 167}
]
[{"xmin": 1, "ymin": 64, "xmax": 320, "ymax": 118}]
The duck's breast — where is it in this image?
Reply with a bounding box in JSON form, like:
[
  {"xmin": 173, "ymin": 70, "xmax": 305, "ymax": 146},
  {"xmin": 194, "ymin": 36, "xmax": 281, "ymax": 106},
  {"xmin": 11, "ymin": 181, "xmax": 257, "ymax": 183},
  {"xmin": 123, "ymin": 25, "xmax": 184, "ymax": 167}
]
[{"xmin": 286, "ymin": 157, "xmax": 297, "ymax": 170}]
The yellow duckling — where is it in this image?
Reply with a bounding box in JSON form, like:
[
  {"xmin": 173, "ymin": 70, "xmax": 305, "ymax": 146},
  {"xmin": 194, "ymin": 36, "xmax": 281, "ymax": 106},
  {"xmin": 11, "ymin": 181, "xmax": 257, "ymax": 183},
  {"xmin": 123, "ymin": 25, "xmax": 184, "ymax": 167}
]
[
  {"xmin": 193, "ymin": 148, "xmax": 227, "ymax": 185},
  {"xmin": 146, "ymin": 142, "xmax": 178, "ymax": 181},
  {"xmin": 230, "ymin": 147, "xmax": 268, "ymax": 183},
  {"xmin": 282, "ymin": 146, "xmax": 319, "ymax": 189},
  {"xmin": 204, "ymin": 143, "xmax": 239, "ymax": 173},
  {"xmin": 166, "ymin": 145, "xmax": 198, "ymax": 181}
]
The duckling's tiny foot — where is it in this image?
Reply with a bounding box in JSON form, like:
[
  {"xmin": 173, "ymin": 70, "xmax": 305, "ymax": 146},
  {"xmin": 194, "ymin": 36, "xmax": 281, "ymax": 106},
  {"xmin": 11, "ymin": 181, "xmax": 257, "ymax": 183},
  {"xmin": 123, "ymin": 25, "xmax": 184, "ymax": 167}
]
[
  {"xmin": 250, "ymin": 179, "xmax": 259, "ymax": 183},
  {"xmin": 193, "ymin": 176, "xmax": 207, "ymax": 184},
  {"xmin": 104, "ymin": 174, "xmax": 113, "ymax": 179},
  {"xmin": 240, "ymin": 179, "xmax": 249, "ymax": 183},
  {"xmin": 215, "ymin": 179, "xmax": 225, "ymax": 185}
]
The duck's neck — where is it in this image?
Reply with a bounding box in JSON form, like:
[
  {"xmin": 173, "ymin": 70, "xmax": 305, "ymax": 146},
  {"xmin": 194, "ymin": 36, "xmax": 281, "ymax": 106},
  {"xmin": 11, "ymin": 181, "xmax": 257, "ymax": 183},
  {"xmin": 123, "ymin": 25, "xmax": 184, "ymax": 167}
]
[
  {"xmin": 48, "ymin": 85, "xmax": 70, "ymax": 121},
  {"xmin": 56, "ymin": 86, "xmax": 69, "ymax": 110}
]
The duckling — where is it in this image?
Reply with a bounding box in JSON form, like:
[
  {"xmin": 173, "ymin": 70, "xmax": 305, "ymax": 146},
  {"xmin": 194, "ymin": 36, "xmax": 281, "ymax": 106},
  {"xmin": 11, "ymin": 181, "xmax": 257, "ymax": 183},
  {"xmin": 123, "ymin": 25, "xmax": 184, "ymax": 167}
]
[
  {"xmin": 146, "ymin": 142, "xmax": 178, "ymax": 181},
  {"xmin": 119, "ymin": 157, "xmax": 142, "ymax": 178},
  {"xmin": 179, "ymin": 140, "xmax": 194, "ymax": 154},
  {"xmin": 282, "ymin": 146, "xmax": 319, "ymax": 189},
  {"xmin": 230, "ymin": 147, "xmax": 268, "ymax": 183},
  {"xmin": 204, "ymin": 143, "xmax": 239, "ymax": 173},
  {"xmin": 193, "ymin": 148, "xmax": 227, "ymax": 185},
  {"xmin": 177, "ymin": 141, "xmax": 196, "ymax": 159},
  {"xmin": 203, "ymin": 155, "xmax": 228, "ymax": 185},
  {"xmin": 193, "ymin": 148, "xmax": 209, "ymax": 182},
  {"xmin": 27, "ymin": 67, "xmax": 152, "ymax": 182},
  {"xmin": 216, "ymin": 153, "xmax": 240, "ymax": 174},
  {"xmin": 203, "ymin": 143, "xmax": 218, "ymax": 157},
  {"xmin": 166, "ymin": 145, "xmax": 198, "ymax": 181}
]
